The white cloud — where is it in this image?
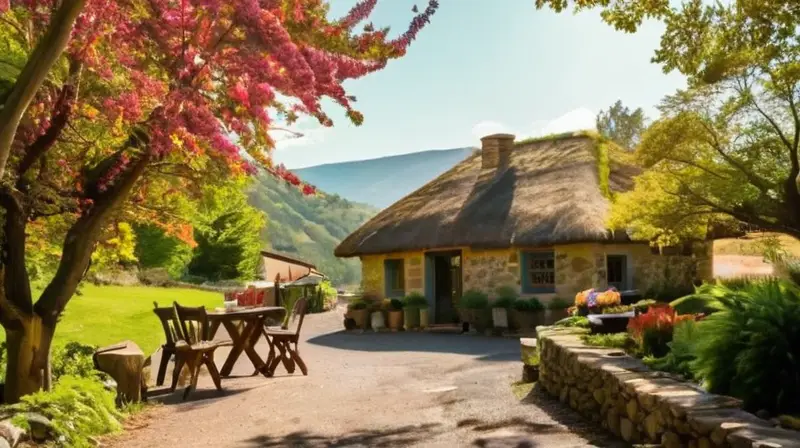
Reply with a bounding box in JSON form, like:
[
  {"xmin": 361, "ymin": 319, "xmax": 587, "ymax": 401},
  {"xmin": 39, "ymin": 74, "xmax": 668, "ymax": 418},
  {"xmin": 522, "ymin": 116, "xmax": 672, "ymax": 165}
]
[
  {"xmin": 272, "ymin": 127, "xmax": 329, "ymax": 150},
  {"xmin": 530, "ymin": 107, "xmax": 596, "ymax": 137},
  {"xmin": 471, "ymin": 120, "xmax": 513, "ymax": 140}
]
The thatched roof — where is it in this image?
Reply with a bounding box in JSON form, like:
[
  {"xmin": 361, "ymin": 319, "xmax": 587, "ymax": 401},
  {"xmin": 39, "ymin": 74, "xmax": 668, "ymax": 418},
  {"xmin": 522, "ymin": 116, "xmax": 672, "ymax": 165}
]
[{"xmin": 334, "ymin": 132, "xmax": 639, "ymax": 258}]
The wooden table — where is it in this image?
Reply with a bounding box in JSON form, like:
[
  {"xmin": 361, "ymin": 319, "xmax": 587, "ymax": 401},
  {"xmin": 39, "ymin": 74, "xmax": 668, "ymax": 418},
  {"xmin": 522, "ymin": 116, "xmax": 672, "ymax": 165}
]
[{"xmin": 208, "ymin": 306, "xmax": 286, "ymax": 377}]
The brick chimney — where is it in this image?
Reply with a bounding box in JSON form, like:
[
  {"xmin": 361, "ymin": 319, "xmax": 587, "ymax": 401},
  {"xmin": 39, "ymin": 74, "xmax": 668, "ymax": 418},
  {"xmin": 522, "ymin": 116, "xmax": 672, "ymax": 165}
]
[{"xmin": 480, "ymin": 133, "xmax": 515, "ymax": 170}]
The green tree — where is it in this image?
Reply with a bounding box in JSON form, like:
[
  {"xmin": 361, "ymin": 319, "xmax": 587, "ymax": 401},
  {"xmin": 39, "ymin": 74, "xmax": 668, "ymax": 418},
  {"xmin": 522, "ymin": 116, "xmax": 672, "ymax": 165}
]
[
  {"xmin": 133, "ymin": 224, "xmax": 193, "ymax": 279},
  {"xmin": 596, "ymin": 100, "xmax": 647, "ymax": 150},
  {"xmin": 188, "ymin": 184, "xmax": 265, "ymax": 281},
  {"xmin": 537, "ymin": 1, "xmax": 800, "ymax": 240}
]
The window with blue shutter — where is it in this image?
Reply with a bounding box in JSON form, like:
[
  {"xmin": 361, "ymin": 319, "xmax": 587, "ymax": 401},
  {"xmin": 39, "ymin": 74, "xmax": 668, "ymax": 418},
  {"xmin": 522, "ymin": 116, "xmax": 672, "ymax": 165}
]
[{"xmin": 521, "ymin": 251, "xmax": 556, "ymax": 294}]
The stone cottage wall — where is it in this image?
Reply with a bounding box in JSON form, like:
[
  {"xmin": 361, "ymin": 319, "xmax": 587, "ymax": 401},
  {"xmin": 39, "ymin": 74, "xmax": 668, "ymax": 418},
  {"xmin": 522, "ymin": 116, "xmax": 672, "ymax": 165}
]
[
  {"xmin": 359, "ymin": 252, "xmax": 425, "ymax": 298},
  {"xmin": 462, "ymin": 248, "xmax": 520, "ymax": 297},
  {"xmin": 554, "ymin": 244, "xmax": 604, "ymax": 298},
  {"xmin": 535, "ymin": 328, "xmax": 799, "ymax": 447}
]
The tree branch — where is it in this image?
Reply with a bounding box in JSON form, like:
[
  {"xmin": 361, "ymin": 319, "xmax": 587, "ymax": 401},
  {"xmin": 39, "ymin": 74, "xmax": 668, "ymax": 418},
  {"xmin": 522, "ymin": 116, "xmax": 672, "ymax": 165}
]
[
  {"xmin": 0, "ymin": 0, "xmax": 88, "ymax": 180},
  {"xmin": 34, "ymin": 130, "xmax": 152, "ymax": 325},
  {"xmin": 0, "ymin": 187, "xmax": 33, "ymax": 316}
]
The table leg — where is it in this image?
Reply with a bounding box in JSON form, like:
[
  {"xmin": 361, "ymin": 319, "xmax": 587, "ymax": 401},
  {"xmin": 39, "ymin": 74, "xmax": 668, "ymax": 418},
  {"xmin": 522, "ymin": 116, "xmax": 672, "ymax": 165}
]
[
  {"xmin": 219, "ymin": 320, "xmax": 248, "ymax": 377},
  {"xmin": 209, "ymin": 320, "xmax": 222, "ymax": 340},
  {"xmin": 241, "ymin": 316, "xmax": 270, "ymax": 376}
]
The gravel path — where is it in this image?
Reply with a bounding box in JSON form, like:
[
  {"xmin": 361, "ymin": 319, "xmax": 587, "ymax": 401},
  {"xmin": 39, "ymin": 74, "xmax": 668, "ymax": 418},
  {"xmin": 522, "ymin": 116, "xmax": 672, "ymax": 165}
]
[{"xmin": 113, "ymin": 307, "xmax": 625, "ymax": 447}]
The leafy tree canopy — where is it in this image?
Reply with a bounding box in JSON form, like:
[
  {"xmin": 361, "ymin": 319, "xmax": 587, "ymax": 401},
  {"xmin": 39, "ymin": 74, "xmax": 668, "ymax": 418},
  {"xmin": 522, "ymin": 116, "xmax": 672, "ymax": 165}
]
[
  {"xmin": 596, "ymin": 100, "xmax": 647, "ymax": 150},
  {"xmin": 537, "ymin": 0, "xmax": 800, "ymax": 241}
]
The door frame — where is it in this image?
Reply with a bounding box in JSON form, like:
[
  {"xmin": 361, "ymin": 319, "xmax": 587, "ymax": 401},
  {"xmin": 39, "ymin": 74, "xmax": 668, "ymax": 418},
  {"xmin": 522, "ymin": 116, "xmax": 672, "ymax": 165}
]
[{"xmin": 424, "ymin": 249, "xmax": 463, "ymax": 324}]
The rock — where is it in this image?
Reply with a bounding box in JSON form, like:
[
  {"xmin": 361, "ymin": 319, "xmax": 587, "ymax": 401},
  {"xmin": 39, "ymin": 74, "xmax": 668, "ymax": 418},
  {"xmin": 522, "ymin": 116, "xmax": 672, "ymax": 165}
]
[
  {"xmin": 592, "ymin": 388, "xmax": 606, "ymax": 405},
  {"xmin": 607, "ymin": 409, "xmax": 620, "ymax": 435},
  {"xmin": 756, "ymin": 410, "xmax": 771, "ymax": 420},
  {"xmin": 644, "ymin": 411, "xmax": 663, "ymax": 441},
  {"xmin": 24, "ymin": 413, "xmax": 52, "ymax": 442},
  {"xmin": 522, "ymin": 365, "xmax": 539, "ymax": 383},
  {"xmin": 711, "ymin": 427, "xmax": 726, "ymax": 446},
  {"xmin": 93, "ymin": 340, "xmax": 145, "ymax": 404},
  {"xmin": 627, "ymin": 398, "xmax": 639, "ymax": 421},
  {"xmin": 661, "ymin": 431, "xmax": 682, "ymax": 448},
  {"xmin": 688, "ymin": 440, "xmax": 698, "ymax": 448},
  {"xmin": 559, "ymin": 386, "xmax": 568, "ymax": 403},
  {"xmin": 620, "ymin": 418, "xmax": 636, "ymax": 442},
  {"xmin": 674, "ymin": 419, "xmax": 692, "ymax": 435},
  {"xmin": 639, "ymin": 392, "xmax": 656, "ymax": 411},
  {"xmin": 697, "ymin": 437, "xmax": 712, "ymax": 448},
  {"xmin": 0, "ymin": 420, "xmax": 22, "ymax": 447}
]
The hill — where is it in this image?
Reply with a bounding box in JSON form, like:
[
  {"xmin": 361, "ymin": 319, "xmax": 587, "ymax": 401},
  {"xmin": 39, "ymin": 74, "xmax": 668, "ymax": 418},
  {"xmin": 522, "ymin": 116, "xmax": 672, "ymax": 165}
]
[
  {"xmin": 294, "ymin": 147, "xmax": 476, "ymax": 209},
  {"xmin": 248, "ymin": 173, "xmax": 377, "ymax": 287}
]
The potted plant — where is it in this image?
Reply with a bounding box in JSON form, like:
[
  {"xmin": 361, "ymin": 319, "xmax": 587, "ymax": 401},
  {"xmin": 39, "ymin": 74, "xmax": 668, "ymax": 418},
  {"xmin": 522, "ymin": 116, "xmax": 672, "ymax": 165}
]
[
  {"xmin": 387, "ymin": 298, "xmax": 404, "ymax": 330},
  {"xmin": 545, "ymin": 297, "xmax": 571, "ymax": 325},
  {"xmin": 491, "ymin": 286, "xmax": 518, "ymax": 329},
  {"xmin": 459, "ymin": 290, "xmax": 491, "ymax": 333},
  {"xmin": 347, "ymin": 299, "xmax": 370, "ymax": 330},
  {"xmin": 512, "ymin": 297, "xmax": 545, "ymax": 333},
  {"xmin": 403, "ymin": 292, "xmax": 427, "ymax": 330}
]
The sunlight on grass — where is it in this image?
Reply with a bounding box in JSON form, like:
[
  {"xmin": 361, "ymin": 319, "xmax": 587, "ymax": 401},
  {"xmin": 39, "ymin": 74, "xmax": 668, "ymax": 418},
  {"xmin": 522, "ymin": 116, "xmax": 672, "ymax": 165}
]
[
  {"xmin": 511, "ymin": 381, "xmax": 535, "ymax": 400},
  {"xmin": 714, "ymin": 232, "xmax": 800, "ymax": 257},
  {"xmin": 0, "ymin": 285, "xmax": 223, "ymax": 356}
]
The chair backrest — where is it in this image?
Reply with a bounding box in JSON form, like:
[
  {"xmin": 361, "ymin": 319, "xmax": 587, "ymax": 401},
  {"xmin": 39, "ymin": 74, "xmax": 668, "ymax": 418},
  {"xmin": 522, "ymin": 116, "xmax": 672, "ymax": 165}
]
[
  {"xmin": 153, "ymin": 301, "xmax": 180, "ymax": 348},
  {"xmin": 173, "ymin": 302, "xmax": 210, "ymax": 344},
  {"xmin": 285, "ymin": 297, "xmax": 308, "ymax": 335}
]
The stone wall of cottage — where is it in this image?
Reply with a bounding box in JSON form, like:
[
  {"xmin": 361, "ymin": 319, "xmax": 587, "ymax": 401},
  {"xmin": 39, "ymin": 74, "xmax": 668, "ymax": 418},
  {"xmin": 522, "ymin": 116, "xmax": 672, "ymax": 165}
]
[
  {"xmin": 359, "ymin": 251, "xmax": 425, "ymax": 298},
  {"xmin": 533, "ymin": 328, "xmax": 798, "ymax": 447},
  {"xmin": 554, "ymin": 244, "xmax": 604, "ymax": 299},
  {"xmin": 462, "ymin": 248, "xmax": 520, "ymax": 297}
]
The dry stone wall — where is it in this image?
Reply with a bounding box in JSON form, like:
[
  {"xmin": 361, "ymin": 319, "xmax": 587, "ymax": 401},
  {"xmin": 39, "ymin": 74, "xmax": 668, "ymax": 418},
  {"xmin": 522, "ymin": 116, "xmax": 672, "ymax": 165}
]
[{"xmin": 533, "ymin": 327, "xmax": 800, "ymax": 447}]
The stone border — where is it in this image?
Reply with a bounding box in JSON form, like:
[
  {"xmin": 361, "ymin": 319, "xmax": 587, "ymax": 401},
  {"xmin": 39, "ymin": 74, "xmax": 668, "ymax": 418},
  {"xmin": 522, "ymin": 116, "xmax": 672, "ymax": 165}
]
[{"xmin": 528, "ymin": 326, "xmax": 800, "ymax": 447}]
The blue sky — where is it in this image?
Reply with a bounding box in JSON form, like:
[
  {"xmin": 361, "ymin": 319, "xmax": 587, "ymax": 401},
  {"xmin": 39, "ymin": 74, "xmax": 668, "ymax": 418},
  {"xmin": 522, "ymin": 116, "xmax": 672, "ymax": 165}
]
[{"xmin": 272, "ymin": 0, "xmax": 686, "ymax": 169}]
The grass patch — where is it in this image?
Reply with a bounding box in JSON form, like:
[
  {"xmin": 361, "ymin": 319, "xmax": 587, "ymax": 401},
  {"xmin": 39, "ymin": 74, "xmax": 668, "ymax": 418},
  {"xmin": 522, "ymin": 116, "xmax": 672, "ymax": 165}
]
[
  {"xmin": 581, "ymin": 333, "xmax": 633, "ymax": 351},
  {"xmin": 0, "ymin": 285, "xmax": 222, "ymax": 355}
]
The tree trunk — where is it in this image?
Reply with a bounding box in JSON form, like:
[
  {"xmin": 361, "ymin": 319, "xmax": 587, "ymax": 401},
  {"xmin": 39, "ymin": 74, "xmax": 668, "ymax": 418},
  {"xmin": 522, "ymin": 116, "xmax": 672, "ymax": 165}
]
[
  {"xmin": 0, "ymin": 0, "xmax": 87, "ymax": 179},
  {"xmin": 3, "ymin": 314, "xmax": 54, "ymax": 403}
]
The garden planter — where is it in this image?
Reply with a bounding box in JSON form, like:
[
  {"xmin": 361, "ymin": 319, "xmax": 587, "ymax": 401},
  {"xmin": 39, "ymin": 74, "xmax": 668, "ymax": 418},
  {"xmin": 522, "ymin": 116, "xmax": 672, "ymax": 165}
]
[
  {"xmin": 458, "ymin": 308, "xmax": 474, "ymax": 326},
  {"xmin": 492, "ymin": 307, "xmax": 509, "ymax": 328},
  {"xmin": 545, "ymin": 309, "xmax": 570, "ymax": 325},
  {"xmin": 512, "ymin": 310, "xmax": 545, "ymax": 332},
  {"xmin": 388, "ymin": 310, "xmax": 403, "ymax": 330},
  {"xmin": 419, "ymin": 307, "xmax": 429, "ymax": 328},
  {"xmin": 351, "ymin": 309, "xmax": 370, "ymax": 330},
  {"xmin": 471, "ymin": 309, "xmax": 492, "ymax": 333},
  {"xmin": 371, "ymin": 311, "xmax": 385, "ymax": 331},
  {"xmin": 404, "ymin": 307, "xmax": 420, "ymax": 329}
]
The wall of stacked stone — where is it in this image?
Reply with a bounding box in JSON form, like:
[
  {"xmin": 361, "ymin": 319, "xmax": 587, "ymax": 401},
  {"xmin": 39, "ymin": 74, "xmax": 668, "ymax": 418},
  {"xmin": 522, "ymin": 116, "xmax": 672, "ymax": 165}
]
[{"xmin": 533, "ymin": 327, "xmax": 800, "ymax": 448}]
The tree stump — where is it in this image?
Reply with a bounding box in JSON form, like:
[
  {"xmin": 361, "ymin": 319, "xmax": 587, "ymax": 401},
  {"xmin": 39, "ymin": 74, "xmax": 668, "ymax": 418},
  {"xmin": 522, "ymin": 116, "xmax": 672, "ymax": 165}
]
[{"xmin": 93, "ymin": 341, "xmax": 145, "ymax": 404}]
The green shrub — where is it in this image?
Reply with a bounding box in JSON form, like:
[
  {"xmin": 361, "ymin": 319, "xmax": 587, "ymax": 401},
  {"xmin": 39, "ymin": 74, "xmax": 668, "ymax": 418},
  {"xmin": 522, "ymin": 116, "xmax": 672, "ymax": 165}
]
[
  {"xmin": 691, "ymin": 279, "xmax": 800, "ymax": 413},
  {"xmin": 51, "ymin": 342, "xmax": 100, "ymax": 382},
  {"xmin": 11, "ymin": 376, "xmax": 124, "ymax": 448},
  {"xmin": 513, "ymin": 297, "xmax": 544, "ymax": 312},
  {"xmin": 555, "ymin": 316, "xmax": 590, "ymax": 328},
  {"xmin": 643, "ymin": 320, "xmax": 698, "ymax": 379},
  {"xmin": 671, "ymin": 282, "xmax": 734, "ymax": 315},
  {"xmin": 644, "ymin": 281, "xmax": 695, "ymax": 302},
  {"xmin": 403, "ymin": 292, "xmax": 428, "ymax": 308},
  {"xmin": 492, "ymin": 296, "xmax": 516, "ymax": 309},
  {"xmin": 582, "ymin": 333, "xmax": 633, "ymax": 350},
  {"xmin": 459, "ymin": 290, "xmax": 489, "ymax": 309},
  {"xmin": 547, "ymin": 297, "xmax": 571, "ymax": 310},
  {"xmin": 388, "ymin": 298, "xmax": 403, "ymax": 311},
  {"xmin": 347, "ymin": 299, "xmax": 368, "ymax": 311}
]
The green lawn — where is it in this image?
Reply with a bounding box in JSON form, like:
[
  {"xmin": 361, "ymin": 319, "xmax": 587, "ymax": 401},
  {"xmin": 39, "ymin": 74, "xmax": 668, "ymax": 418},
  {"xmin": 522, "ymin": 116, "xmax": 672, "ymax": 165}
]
[{"xmin": 0, "ymin": 285, "xmax": 223, "ymax": 356}]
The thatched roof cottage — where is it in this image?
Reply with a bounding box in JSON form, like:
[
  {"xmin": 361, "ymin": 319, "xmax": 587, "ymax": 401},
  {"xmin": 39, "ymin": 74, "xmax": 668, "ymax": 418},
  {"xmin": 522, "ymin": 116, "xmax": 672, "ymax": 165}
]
[{"xmin": 335, "ymin": 132, "xmax": 712, "ymax": 324}]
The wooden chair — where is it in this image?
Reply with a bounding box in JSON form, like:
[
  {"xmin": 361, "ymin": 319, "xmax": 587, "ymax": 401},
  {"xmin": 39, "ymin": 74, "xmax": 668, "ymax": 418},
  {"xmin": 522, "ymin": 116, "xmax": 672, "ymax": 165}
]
[
  {"xmin": 172, "ymin": 302, "xmax": 232, "ymax": 400},
  {"xmin": 263, "ymin": 297, "xmax": 308, "ymax": 376},
  {"xmin": 152, "ymin": 302, "xmax": 180, "ymax": 387}
]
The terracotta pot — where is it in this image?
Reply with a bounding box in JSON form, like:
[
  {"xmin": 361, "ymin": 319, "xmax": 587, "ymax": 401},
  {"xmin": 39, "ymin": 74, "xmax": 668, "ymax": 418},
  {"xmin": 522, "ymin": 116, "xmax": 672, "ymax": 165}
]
[
  {"xmin": 351, "ymin": 309, "xmax": 370, "ymax": 330},
  {"xmin": 492, "ymin": 307, "xmax": 509, "ymax": 329},
  {"xmin": 471, "ymin": 309, "xmax": 492, "ymax": 333},
  {"xmin": 546, "ymin": 309, "xmax": 570, "ymax": 325},
  {"xmin": 458, "ymin": 308, "xmax": 473, "ymax": 325},
  {"xmin": 419, "ymin": 307, "xmax": 429, "ymax": 328},
  {"xmin": 388, "ymin": 310, "xmax": 403, "ymax": 330},
  {"xmin": 404, "ymin": 307, "xmax": 420, "ymax": 329}
]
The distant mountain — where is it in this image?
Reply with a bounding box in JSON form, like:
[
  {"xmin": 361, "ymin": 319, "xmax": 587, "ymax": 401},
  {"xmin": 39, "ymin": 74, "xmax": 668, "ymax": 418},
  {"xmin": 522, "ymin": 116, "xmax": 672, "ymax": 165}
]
[
  {"xmin": 294, "ymin": 147, "xmax": 476, "ymax": 209},
  {"xmin": 248, "ymin": 173, "xmax": 377, "ymax": 287}
]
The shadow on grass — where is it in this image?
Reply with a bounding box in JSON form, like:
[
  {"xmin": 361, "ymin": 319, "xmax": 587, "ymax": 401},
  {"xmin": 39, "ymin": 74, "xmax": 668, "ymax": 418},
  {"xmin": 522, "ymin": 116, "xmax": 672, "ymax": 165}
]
[
  {"xmin": 307, "ymin": 330, "xmax": 519, "ymax": 362},
  {"xmin": 241, "ymin": 423, "xmax": 442, "ymax": 447}
]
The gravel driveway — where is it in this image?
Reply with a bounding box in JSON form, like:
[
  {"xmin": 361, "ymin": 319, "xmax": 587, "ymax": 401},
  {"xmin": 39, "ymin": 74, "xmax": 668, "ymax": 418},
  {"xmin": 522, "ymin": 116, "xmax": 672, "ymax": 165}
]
[{"xmin": 112, "ymin": 307, "xmax": 624, "ymax": 447}]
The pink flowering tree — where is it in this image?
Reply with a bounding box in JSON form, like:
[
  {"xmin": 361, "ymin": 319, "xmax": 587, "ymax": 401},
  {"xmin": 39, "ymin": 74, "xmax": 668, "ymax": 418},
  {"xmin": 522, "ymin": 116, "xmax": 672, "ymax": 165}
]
[{"xmin": 0, "ymin": 0, "xmax": 437, "ymax": 402}]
